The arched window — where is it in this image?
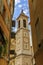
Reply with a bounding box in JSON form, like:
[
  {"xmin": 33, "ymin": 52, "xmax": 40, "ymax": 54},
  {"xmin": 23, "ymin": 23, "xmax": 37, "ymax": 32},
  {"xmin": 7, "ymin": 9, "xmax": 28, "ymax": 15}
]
[
  {"xmin": 18, "ymin": 20, "xmax": 20, "ymax": 28},
  {"xmin": 23, "ymin": 20, "xmax": 26, "ymax": 28}
]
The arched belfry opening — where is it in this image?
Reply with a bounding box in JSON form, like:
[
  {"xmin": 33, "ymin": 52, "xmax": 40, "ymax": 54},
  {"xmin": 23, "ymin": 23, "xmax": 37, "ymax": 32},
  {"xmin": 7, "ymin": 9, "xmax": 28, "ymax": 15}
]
[{"xmin": 23, "ymin": 19, "xmax": 26, "ymax": 28}]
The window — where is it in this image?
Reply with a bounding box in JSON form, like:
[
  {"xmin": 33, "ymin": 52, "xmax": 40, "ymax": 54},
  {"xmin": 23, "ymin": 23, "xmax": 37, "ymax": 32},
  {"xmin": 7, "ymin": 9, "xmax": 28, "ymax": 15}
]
[
  {"xmin": 38, "ymin": 40, "xmax": 43, "ymax": 49},
  {"xmin": 10, "ymin": 50, "xmax": 14, "ymax": 54},
  {"xmin": 35, "ymin": 18, "xmax": 39, "ymax": 26},
  {"xmin": 11, "ymin": 32, "xmax": 15, "ymax": 38},
  {"xmin": 23, "ymin": 20, "xmax": 26, "ymax": 28},
  {"xmin": 38, "ymin": 44, "xmax": 41, "ymax": 48},
  {"xmin": 18, "ymin": 20, "xmax": 20, "ymax": 28},
  {"xmin": 12, "ymin": 21, "xmax": 15, "ymax": 27}
]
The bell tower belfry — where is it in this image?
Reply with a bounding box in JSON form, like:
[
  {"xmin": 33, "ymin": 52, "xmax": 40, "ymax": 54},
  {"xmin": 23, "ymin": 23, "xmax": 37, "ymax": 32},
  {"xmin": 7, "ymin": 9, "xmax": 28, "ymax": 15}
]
[
  {"xmin": 17, "ymin": 10, "xmax": 29, "ymax": 29},
  {"xmin": 15, "ymin": 10, "xmax": 32, "ymax": 65}
]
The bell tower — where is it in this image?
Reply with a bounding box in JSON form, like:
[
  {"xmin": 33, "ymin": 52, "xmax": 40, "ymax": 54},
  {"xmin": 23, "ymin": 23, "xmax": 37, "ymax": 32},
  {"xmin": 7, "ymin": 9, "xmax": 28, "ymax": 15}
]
[{"xmin": 15, "ymin": 10, "xmax": 32, "ymax": 65}]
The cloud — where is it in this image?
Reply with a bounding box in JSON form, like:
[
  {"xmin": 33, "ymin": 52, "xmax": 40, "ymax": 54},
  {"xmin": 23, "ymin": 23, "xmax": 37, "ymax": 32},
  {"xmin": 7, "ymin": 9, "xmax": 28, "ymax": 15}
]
[
  {"xmin": 18, "ymin": 4, "xmax": 22, "ymax": 8},
  {"xmin": 15, "ymin": 0, "xmax": 21, "ymax": 5},
  {"xmin": 23, "ymin": 9, "xmax": 28, "ymax": 14},
  {"xmin": 24, "ymin": 0, "xmax": 26, "ymax": 1},
  {"xmin": 11, "ymin": 27, "xmax": 17, "ymax": 32}
]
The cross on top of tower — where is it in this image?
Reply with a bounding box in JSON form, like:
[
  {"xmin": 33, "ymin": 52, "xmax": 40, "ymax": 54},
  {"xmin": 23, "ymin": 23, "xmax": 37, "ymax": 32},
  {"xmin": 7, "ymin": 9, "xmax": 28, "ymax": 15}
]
[
  {"xmin": 16, "ymin": 9, "xmax": 29, "ymax": 20},
  {"xmin": 21, "ymin": 10, "xmax": 23, "ymax": 13}
]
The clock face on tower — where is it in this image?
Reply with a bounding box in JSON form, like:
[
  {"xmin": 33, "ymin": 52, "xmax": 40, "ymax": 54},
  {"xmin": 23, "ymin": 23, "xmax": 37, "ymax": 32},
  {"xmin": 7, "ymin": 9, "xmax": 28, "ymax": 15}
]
[{"xmin": 24, "ymin": 38, "xmax": 28, "ymax": 43}]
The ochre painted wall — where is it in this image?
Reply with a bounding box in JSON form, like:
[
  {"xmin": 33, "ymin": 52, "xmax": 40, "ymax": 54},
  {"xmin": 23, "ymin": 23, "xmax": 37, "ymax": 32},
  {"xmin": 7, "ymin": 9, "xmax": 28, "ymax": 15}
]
[
  {"xmin": 35, "ymin": 50, "xmax": 43, "ymax": 65},
  {"xmin": 0, "ymin": 58, "xmax": 8, "ymax": 65},
  {"xmin": 29, "ymin": 0, "xmax": 43, "ymax": 65}
]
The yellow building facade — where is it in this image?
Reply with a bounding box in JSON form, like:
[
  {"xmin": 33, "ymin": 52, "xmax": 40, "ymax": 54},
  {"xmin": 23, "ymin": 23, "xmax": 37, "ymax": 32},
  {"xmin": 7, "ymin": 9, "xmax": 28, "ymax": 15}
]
[
  {"xmin": 29, "ymin": 0, "xmax": 43, "ymax": 65},
  {"xmin": 0, "ymin": 0, "xmax": 14, "ymax": 65}
]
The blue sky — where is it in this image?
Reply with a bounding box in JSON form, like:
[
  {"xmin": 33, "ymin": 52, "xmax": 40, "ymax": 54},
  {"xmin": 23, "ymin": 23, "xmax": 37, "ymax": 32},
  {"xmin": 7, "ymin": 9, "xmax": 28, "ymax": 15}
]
[
  {"xmin": 12, "ymin": 0, "xmax": 30, "ymax": 32},
  {"xmin": 12, "ymin": 0, "xmax": 30, "ymax": 20}
]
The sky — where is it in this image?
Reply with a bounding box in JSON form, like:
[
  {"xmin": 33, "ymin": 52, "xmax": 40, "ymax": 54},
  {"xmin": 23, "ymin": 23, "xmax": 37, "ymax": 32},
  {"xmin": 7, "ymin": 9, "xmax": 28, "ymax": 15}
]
[
  {"xmin": 12, "ymin": 0, "xmax": 30, "ymax": 20},
  {"xmin": 12, "ymin": 0, "xmax": 30, "ymax": 32}
]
